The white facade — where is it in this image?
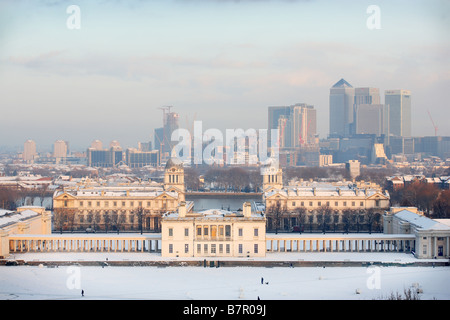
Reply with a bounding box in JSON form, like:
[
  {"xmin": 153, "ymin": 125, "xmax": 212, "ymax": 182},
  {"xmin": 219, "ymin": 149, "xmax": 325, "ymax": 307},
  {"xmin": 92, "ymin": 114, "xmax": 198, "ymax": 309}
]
[
  {"xmin": 383, "ymin": 207, "xmax": 450, "ymax": 259},
  {"xmin": 161, "ymin": 202, "xmax": 266, "ymax": 258}
]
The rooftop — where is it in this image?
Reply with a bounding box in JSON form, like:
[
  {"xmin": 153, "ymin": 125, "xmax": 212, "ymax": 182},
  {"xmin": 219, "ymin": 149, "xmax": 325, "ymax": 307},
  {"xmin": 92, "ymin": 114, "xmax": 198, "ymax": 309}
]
[{"xmin": 395, "ymin": 210, "xmax": 450, "ymax": 231}]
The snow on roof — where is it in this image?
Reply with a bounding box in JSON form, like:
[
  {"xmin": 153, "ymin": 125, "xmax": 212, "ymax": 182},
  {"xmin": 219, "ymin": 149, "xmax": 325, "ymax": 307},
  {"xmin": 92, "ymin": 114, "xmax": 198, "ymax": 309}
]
[
  {"xmin": 0, "ymin": 209, "xmax": 39, "ymax": 228},
  {"xmin": 395, "ymin": 210, "xmax": 450, "ymax": 231}
]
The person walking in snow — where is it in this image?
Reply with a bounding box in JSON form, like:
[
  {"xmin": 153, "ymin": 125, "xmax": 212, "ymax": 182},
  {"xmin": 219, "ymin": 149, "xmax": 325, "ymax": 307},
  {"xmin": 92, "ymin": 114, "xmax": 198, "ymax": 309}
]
[{"xmin": 81, "ymin": 290, "xmax": 84, "ymax": 297}]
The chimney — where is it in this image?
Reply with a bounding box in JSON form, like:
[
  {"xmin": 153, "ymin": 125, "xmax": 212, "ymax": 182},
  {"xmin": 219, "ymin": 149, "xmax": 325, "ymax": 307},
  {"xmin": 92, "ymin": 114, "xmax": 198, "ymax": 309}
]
[
  {"xmin": 178, "ymin": 201, "xmax": 187, "ymax": 218},
  {"xmin": 243, "ymin": 202, "xmax": 252, "ymax": 218}
]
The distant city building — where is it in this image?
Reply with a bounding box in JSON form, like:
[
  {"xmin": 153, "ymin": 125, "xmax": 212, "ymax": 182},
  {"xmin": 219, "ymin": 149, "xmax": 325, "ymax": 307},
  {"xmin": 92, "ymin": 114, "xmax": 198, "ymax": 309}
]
[
  {"xmin": 126, "ymin": 149, "xmax": 159, "ymax": 168},
  {"xmin": 329, "ymin": 78, "xmax": 355, "ymax": 138},
  {"xmin": 90, "ymin": 140, "xmax": 103, "ymax": 150},
  {"xmin": 268, "ymin": 103, "xmax": 317, "ymax": 149},
  {"xmin": 354, "ymin": 104, "xmax": 389, "ymax": 136},
  {"xmin": 53, "ymin": 140, "xmax": 68, "ymax": 161},
  {"xmin": 87, "ymin": 147, "xmax": 123, "ymax": 168},
  {"xmin": 23, "ymin": 140, "xmax": 37, "ymax": 163},
  {"xmin": 109, "ymin": 140, "xmax": 121, "ymax": 148},
  {"xmin": 138, "ymin": 141, "xmax": 152, "ymax": 152},
  {"xmin": 385, "ymin": 89, "xmax": 411, "ymax": 137},
  {"xmin": 354, "ymin": 87, "xmax": 380, "ymax": 105},
  {"xmin": 319, "ymin": 154, "xmax": 333, "ymax": 167},
  {"xmin": 163, "ymin": 111, "xmax": 179, "ymax": 155},
  {"xmin": 346, "ymin": 160, "xmax": 361, "ymax": 179}
]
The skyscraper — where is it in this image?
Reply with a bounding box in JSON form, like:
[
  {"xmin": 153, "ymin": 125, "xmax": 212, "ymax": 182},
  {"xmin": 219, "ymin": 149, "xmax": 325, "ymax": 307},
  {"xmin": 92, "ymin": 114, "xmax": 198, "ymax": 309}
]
[
  {"xmin": 329, "ymin": 79, "xmax": 355, "ymax": 138},
  {"xmin": 354, "ymin": 87, "xmax": 380, "ymax": 105},
  {"xmin": 268, "ymin": 103, "xmax": 317, "ymax": 149},
  {"xmin": 53, "ymin": 140, "xmax": 68, "ymax": 159},
  {"xmin": 354, "ymin": 104, "xmax": 390, "ymax": 136},
  {"xmin": 385, "ymin": 90, "xmax": 411, "ymax": 137},
  {"xmin": 23, "ymin": 140, "xmax": 37, "ymax": 163},
  {"xmin": 163, "ymin": 111, "xmax": 179, "ymax": 154}
]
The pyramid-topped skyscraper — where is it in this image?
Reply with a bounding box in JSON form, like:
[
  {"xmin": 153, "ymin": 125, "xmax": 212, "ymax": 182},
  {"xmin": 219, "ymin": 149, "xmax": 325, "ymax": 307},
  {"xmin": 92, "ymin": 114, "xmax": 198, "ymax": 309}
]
[{"xmin": 329, "ymin": 78, "xmax": 355, "ymax": 138}]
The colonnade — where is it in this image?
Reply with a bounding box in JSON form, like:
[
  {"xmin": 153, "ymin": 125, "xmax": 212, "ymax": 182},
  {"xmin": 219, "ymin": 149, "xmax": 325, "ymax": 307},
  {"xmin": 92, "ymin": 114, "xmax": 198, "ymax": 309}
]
[
  {"xmin": 266, "ymin": 236, "xmax": 415, "ymax": 253},
  {"xmin": 9, "ymin": 236, "xmax": 161, "ymax": 254}
]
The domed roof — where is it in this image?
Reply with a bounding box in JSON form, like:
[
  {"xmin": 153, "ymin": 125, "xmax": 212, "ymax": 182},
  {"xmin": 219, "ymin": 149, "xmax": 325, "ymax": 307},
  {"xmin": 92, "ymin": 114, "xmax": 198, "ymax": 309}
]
[{"xmin": 165, "ymin": 157, "xmax": 183, "ymax": 169}]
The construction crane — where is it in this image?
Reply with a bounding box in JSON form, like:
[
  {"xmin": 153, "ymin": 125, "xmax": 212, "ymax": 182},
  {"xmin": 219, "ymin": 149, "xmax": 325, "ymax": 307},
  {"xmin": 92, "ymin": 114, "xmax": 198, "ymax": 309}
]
[{"xmin": 427, "ymin": 109, "xmax": 438, "ymax": 136}]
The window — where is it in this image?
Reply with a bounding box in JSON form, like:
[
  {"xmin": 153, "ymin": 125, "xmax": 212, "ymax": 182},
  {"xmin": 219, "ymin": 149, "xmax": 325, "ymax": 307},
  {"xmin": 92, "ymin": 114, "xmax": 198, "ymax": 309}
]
[
  {"xmin": 64, "ymin": 200, "xmax": 68, "ymax": 207},
  {"xmin": 105, "ymin": 201, "xmax": 109, "ymax": 207},
  {"xmin": 197, "ymin": 244, "xmax": 201, "ymax": 254},
  {"xmin": 225, "ymin": 225, "xmax": 231, "ymax": 237},
  {"xmin": 197, "ymin": 227, "xmax": 202, "ymax": 236},
  {"xmin": 254, "ymin": 228, "xmax": 259, "ymax": 237},
  {"xmin": 169, "ymin": 244, "xmax": 173, "ymax": 254},
  {"xmin": 335, "ymin": 201, "xmax": 338, "ymax": 207},
  {"xmin": 343, "ymin": 201, "xmax": 347, "ymax": 206},
  {"xmin": 309, "ymin": 201, "xmax": 313, "ymax": 207},
  {"xmin": 219, "ymin": 226, "xmax": 224, "ymax": 236},
  {"xmin": 318, "ymin": 201, "xmax": 321, "ymax": 206},
  {"xmin": 138, "ymin": 201, "xmax": 142, "ymax": 207},
  {"xmin": 423, "ymin": 245, "xmax": 427, "ymax": 255},
  {"xmin": 238, "ymin": 228, "xmax": 243, "ymax": 237},
  {"xmin": 113, "ymin": 201, "xmax": 117, "ymax": 207},
  {"xmin": 375, "ymin": 200, "xmax": 380, "ymax": 207},
  {"xmin": 79, "ymin": 215, "xmax": 84, "ymax": 223},
  {"xmin": 226, "ymin": 244, "xmax": 230, "ymax": 254},
  {"xmin": 122, "ymin": 201, "xmax": 126, "ymax": 207},
  {"xmin": 351, "ymin": 201, "xmax": 355, "ymax": 207},
  {"xmin": 204, "ymin": 226, "xmax": 209, "ymax": 236},
  {"xmin": 147, "ymin": 201, "xmax": 151, "ymax": 207},
  {"xmin": 211, "ymin": 244, "xmax": 216, "ymax": 254},
  {"xmin": 97, "ymin": 201, "xmax": 100, "ymax": 207},
  {"xmin": 184, "ymin": 228, "xmax": 189, "ymax": 237},
  {"xmin": 79, "ymin": 201, "xmax": 84, "ymax": 207},
  {"xmin": 292, "ymin": 202, "xmax": 296, "ymax": 206},
  {"xmin": 301, "ymin": 201, "xmax": 304, "ymax": 206},
  {"xmin": 219, "ymin": 244, "xmax": 223, "ymax": 254},
  {"xmin": 130, "ymin": 201, "xmax": 134, "ymax": 207},
  {"xmin": 185, "ymin": 244, "xmax": 189, "ymax": 253},
  {"xmin": 238, "ymin": 244, "xmax": 243, "ymax": 254},
  {"xmin": 88, "ymin": 201, "xmax": 92, "ymax": 207},
  {"xmin": 204, "ymin": 244, "xmax": 208, "ymax": 253},
  {"xmin": 254, "ymin": 244, "xmax": 258, "ymax": 254},
  {"xmin": 326, "ymin": 201, "xmax": 330, "ymax": 206},
  {"xmin": 168, "ymin": 228, "xmax": 173, "ymax": 237}
]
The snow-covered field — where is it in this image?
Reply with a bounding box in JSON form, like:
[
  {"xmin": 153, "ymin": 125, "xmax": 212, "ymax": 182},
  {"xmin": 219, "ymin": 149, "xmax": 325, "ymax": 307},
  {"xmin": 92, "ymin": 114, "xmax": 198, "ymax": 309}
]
[{"xmin": 1, "ymin": 252, "xmax": 449, "ymax": 300}]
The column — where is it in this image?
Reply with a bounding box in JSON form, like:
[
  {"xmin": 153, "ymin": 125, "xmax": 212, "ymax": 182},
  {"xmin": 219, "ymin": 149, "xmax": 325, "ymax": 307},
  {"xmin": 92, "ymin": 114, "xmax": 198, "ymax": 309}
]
[{"xmin": 447, "ymin": 237, "xmax": 449, "ymax": 258}]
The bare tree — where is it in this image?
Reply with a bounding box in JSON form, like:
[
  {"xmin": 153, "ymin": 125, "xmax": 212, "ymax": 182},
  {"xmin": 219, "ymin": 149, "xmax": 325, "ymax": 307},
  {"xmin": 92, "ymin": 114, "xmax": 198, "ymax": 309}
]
[
  {"xmin": 266, "ymin": 201, "xmax": 286, "ymax": 234},
  {"xmin": 316, "ymin": 206, "xmax": 332, "ymax": 234},
  {"xmin": 295, "ymin": 207, "xmax": 306, "ymax": 233},
  {"xmin": 135, "ymin": 206, "xmax": 145, "ymax": 234},
  {"xmin": 342, "ymin": 210, "xmax": 352, "ymax": 234}
]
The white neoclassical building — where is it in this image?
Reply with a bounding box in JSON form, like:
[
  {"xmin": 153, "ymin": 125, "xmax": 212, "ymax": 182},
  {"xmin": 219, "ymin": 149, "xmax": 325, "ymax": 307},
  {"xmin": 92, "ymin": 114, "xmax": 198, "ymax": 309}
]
[
  {"xmin": 0, "ymin": 206, "xmax": 52, "ymax": 258},
  {"xmin": 161, "ymin": 202, "xmax": 266, "ymax": 258},
  {"xmin": 384, "ymin": 207, "xmax": 450, "ymax": 259}
]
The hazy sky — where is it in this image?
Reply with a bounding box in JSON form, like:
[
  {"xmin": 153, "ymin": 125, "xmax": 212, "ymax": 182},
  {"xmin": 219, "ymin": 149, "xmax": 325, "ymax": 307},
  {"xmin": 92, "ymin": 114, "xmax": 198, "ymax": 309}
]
[{"xmin": 1, "ymin": 0, "xmax": 449, "ymax": 151}]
